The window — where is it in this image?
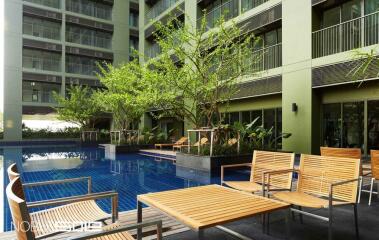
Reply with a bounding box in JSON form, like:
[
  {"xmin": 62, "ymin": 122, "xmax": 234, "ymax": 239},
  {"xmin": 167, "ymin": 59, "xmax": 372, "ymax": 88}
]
[
  {"xmin": 66, "ymin": 25, "xmax": 112, "ymax": 49},
  {"xmin": 368, "ymin": 101, "xmax": 379, "ymax": 151},
  {"xmin": 322, "ymin": 102, "xmax": 364, "ymax": 150},
  {"xmin": 22, "ymin": 81, "xmax": 61, "ymax": 103},
  {"xmin": 23, "ymin": 16, "xmax": 61, "ymax": 40},
  {"xmin": 129, "ymin": 10, "xmax": 139, "ymax": 27},
  {"xmin": 365, "ymin": 0, "xmax": 379, "ymax": 14}
]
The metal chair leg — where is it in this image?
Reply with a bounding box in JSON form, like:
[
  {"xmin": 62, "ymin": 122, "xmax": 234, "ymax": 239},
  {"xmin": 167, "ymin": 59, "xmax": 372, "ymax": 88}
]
[
  {"xmin": 358, "ymin": 176, "xmax": 363, "ymax": 204},
  {"xmin": 298, "ymin": 206, "xmax": 303, "ymax": 224},
  {"xmin": 369, "ymin": 178, "xmax": 375, "ymax": 206},
  {"xmin": 328, "ymin": 206, "xmax": 333, "ymax": 240},
  {"xmin": 353, "ymin": 204, "xmax": 359, "ymax": 240}
]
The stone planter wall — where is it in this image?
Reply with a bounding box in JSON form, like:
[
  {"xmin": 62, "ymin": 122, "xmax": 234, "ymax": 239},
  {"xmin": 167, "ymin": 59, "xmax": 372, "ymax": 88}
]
[{"xmin": 176, "ymin": 152, "xmax": 252, "ymax": 173}]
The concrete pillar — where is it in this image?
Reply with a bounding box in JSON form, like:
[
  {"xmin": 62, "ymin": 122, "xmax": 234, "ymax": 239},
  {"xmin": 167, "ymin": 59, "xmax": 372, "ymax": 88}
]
[
  {"xmin": 281, "ymin": 0, "xmax": 317, "ymax": 154},
  {"xmin": 113, "ymin": 0, "xmax": 130, "ymax": 66},
  {"xmin": 3, "ymin": 0, "xmax": 23, "ymax": 141}
]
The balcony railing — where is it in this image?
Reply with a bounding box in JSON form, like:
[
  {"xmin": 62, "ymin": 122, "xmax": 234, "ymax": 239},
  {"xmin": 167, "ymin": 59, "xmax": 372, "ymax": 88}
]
[
  {"xmin": 23, "ymin": 56, "xmax": 61, "ymax": 72},
  {"xmin": 241, "ymin": 0, "xmax": 269, "ymax": 13},
  {"xmin": 244, "ymin": 43, "xmax": 282, "ymax": 73},
  {"xmin": 198, "ymin": 0, "xmax": 239, "ymax": 30},
  {"xmin": 145, "ymin": 42, "xmax": 162, "ymax": 59},
  {"xmin": 23, "ymin": 22, "xmax": 61, "ymax": 40},
  {"xmin": 145, "ymin": 0, "xmax": 178, "ymax": 25},
  {"xmin": 22, "ymin": 89, "xmax": 58, "ymax": 103},
  {"xmin": 312, "ymin": 11, "xmax": 379, "ymax": 58},
  {"xmin": 23, "ymin": 0, "xmax": 60, "ymax": 9},
  {"xmin": 66, "ymin": 0, "xmax": 112, "ymax": 20},
  {"xmin": 66, "ymin": 62, "xmax": 99, "ymax": 76},
  {"xmin": 66, "ymin": 31, "xmax": 112, "ymax": 49}
]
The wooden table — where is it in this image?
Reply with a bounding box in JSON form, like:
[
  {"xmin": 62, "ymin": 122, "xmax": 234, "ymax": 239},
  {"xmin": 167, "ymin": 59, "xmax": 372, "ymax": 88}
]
[{"xmin": 137, "ymin": 185, "xmax": 291, "ymax": 240}]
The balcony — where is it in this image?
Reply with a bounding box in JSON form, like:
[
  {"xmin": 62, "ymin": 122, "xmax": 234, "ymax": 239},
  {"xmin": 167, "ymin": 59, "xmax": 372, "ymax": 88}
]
[
  {"xmin": 312, "ymin": 11, "xmax": 379, "ymax": 58},
  {"xmin": 66, "ymin": 0, "xmax": 112, "ymax": 20},
  {"xmin": 23, "ymin": 21, "xmax": 61, "ymax": 40},
  {"xmin": 23, "ymin": 0, "xmax": 60, "ymax": 9},
  {"xmin": 66, "ymin": 62, "xmax": 99, "ymax": 76},
  {"xmin": 244, "ymin": 43, "xmax": 282, "ymax": 73},
  {"xmin": 197, "ymin": 0, "xmax": 270, "ymax": 30},
  {"xmin": 145, "ymin": 42, "xmax": 162, "ymax": 59},
  {"xmin": 66, "ymin": 31, "xmax": 112, "ymax": 49},
  {"xmin": 145, "ymin": 0, "xmax": 178, "ymax": 25},
  {"xmin": 22, "ymin": 89, "xmax": 58, "ymax": 103},
  {"xmin": 23, "ymin": 56, "xmax": 61, "ymax": 72},
  {"xmin": 241, "ymin": 0, "xmax": 269, "ymax": 13}
]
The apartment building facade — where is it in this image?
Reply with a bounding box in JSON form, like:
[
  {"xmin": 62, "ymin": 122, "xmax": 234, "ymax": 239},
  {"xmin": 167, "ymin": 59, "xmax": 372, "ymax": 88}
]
[
  {"xmin": 139, "ymin": 0, "xmax": 379, "ymax": 155},
  {"xmin": 1, "ymin": 0, "xmax": 139, "ymax": 140}
]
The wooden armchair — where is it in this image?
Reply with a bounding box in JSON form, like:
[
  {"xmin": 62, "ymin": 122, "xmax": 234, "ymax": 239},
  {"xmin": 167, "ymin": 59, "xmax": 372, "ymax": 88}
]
[
  {"xmin": 7, "ymin": 177, "xmax": 162, "ymax": 240},
  {"xmin": 6, "ymin": 163, "xmax": 118, "ymax": 239},
  {"xmin": 221, "ymin": 150, "xmax": 295, "ymax": 195},
  {"xmin": 366, "ymin": 150, "xmax": 379, "ymax": 205},
  {"xmin": 269, "ymin": 154, "xmax": 360, "ymax": 240}
]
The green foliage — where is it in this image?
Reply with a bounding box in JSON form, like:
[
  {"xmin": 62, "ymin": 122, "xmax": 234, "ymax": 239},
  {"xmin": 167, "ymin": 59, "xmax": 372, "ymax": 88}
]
[
  {"xmin": 54, "ymin": 85, "xmax": 102, "ymax": 130},
  {"xmin": 22, "ymin": 127, "xmax": 81, "ymax": 139},
  {"xmin": 349, "ymin": 48, "xmax": 379, "ymax": 87},
  {"xmin": 97, "ymin": 61, "xmax": 150, "ymax": 132},
  {"xmin": 147, "ymin": 15, "xmax": 261, "ymax": 128}
]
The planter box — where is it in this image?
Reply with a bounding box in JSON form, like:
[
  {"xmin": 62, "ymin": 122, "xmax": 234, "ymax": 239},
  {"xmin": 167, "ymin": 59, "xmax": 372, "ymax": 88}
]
[{"xmin": 176, "ymin": 152, "xmax": 252, "ymax": 173}]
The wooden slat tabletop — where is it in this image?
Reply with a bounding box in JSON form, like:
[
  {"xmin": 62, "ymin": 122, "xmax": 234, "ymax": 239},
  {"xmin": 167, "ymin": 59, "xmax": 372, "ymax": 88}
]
[{"xmin": 138, "ymin": 185, "xmax": 290, "ymax": 230}]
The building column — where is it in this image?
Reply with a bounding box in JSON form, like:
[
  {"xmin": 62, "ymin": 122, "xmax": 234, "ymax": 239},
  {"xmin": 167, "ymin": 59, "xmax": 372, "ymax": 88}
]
[
  {"xmin": 282, "ymin": 0, "xmax": 318, "ymax": 154},
  {"xmin": 3, "ymin": 0, "xmax": 23, "ymax": 141}
]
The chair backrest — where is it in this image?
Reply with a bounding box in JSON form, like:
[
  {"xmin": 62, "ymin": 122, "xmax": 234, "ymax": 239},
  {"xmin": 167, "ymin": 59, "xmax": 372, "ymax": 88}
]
[
  {"xmin": 250, "ymin": 151, "xmax": 295, "ymax": 190},
  {"xmin": 370, "ymin": 150, "xmax": 379, "ymax": 179},
  {"xmin": 8, "ymin": 163, "xmax": 21, "ymax": 181},
  {"xmin": 175, "ymin": 137, "xmax": 188, "ymax": 145},
  {"xmin": 298, "ymin": 154, "xmax": 360, "ymax": 203},
  {"xmin": 320, "ymin": 147, "xmax": 362, "ymax": 175},
  {"xmin": 6, "ymin": 177, "xmax": 35, "ymax": 240}
]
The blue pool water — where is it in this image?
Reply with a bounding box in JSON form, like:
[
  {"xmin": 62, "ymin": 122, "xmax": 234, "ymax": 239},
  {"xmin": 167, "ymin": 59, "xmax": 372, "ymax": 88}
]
[{"xmin": 1, "ymin": 145, "xmax": 248, "ymax": 232}]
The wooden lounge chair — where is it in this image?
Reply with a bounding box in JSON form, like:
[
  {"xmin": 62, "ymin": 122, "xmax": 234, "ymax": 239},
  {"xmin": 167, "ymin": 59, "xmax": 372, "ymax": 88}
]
[
  {"xmin": 173, "ymin": 137, "xmax": 208, "ymax": 151},
  {"xmin": 6, "ymin": 163, "xmax": 119, "ymax": 238},
  {"xmin": 221, "ymin": 150, "xmax": 295, "ymax": 195},
  {"xmin": 155, "ymin": 136, "xmax": 188, "ymax": 150},
  {"xmin": 7, "ymin": 177, "xmax": 162, "ymax": 240},
  {"xmin": 270, "ymin": 154, "xmax": 360, "ymax": 240}
]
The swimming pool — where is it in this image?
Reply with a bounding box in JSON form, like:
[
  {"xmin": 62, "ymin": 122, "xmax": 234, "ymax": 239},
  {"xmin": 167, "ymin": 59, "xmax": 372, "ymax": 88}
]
[{"xmin": 1, "ymin": 145, "xmax": 248, "ymax": 232}]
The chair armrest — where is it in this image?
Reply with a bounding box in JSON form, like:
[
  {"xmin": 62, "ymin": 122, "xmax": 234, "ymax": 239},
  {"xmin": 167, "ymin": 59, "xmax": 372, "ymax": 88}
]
[
  {"xmin": 262, "ymin": 169, "xmax": 299, "ymax": 197},
  {"xmin": 329, "ymin": 178, "xmax": 360, "ymax": 205},
  {"xmin": 23, "ymin": 176, "xmax": 92, "ymax": 194},
  {"xmin": 220, "ymin": 163, "xmax": 252, "ymax": 184},
  {"xmin": 27, "ymin": 191, "xmax": 119, "ymax": 222},
  {"xmin": 68, "ymin": 220, "xmax": 163, "ymax": 240}
]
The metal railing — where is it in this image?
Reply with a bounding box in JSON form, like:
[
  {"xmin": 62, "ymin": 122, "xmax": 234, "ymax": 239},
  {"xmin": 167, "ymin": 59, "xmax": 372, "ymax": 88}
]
[
  {"xmin": 23, "ymin": 56, "xmax": 61, "ymax": 72},
  {"xmin": 23, "ymin": 22, "xmax": 61, "ymax": 40},
  {"xmin": 23, "ymin": 0, "xmax": 60, "ymax": 9},
  {"xmin": 241, "ymin": 0, "xmax": 269, "ymax": 13},
  {"xmin": 197, "ymin": 0, "xmax": 239, "ymax": 30},
  {"xmin": 312, "ymin": 11, "xmax": 379, "ymax": 58},
  {"xmin": 145, "ymin": 42, "xmax": 162, "ymax": 59},
  {"xmin": 66, "ymin": 31, "xmax": 112, "ymax": 49},
  {"xmin": 66, "ymin": 62, "xmax": 99, "ymax": 76},
  {"xmin": 22, "ymin": 89, "xmax": 58, "ymax": 103},
  {"xmin": 244, "ymin": 43, "xmax": 282, "ymax": 73},
  {"xmin": 66, "ymin": 0, "xmax": 112, "ymax": 20},
  {"xmin": 145, "ymin": 0, "xmax": 178, "ymax": 25}
]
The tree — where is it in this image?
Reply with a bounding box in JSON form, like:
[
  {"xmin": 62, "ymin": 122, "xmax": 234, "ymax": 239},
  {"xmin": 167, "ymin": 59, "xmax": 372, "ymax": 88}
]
[
  {"xmin": 96, "ymin": 61, "xmax": 151, "ymax": 133},
  {"xmin": 147, "ymin": 15, "xmax": 261, "ymax": 128},
  {"xmin": 54, "ymin": 85, "xmax": 102, "ymax": 130}
]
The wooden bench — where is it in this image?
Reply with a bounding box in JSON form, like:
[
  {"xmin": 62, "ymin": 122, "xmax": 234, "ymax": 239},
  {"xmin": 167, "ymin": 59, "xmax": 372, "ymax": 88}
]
[
  {"xmin": 270, "ymin": 154, "xmax": 360, "ymax": 240},
  {"xmin": 221, "ymin": 150, "xmax": 295, "ymax": 195}
]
